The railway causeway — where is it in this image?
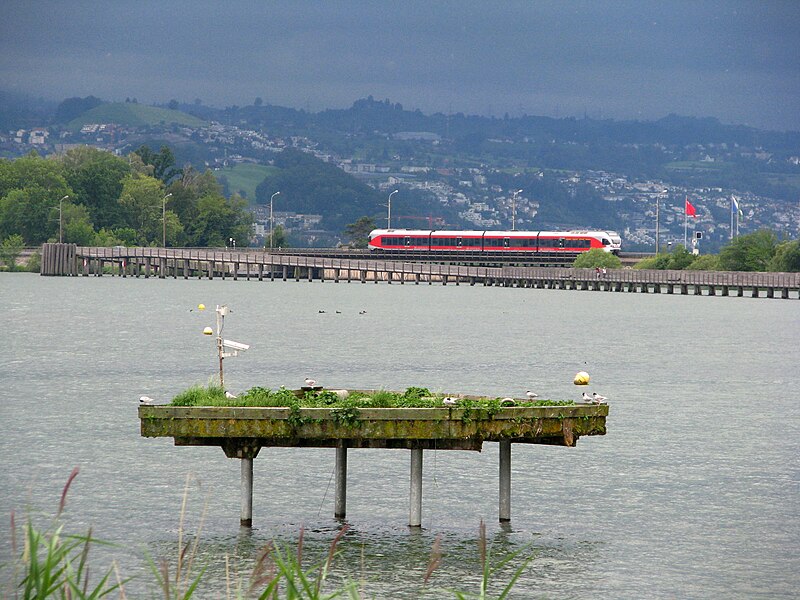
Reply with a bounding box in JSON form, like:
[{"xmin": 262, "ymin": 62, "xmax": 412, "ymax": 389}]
[
  {"xmin": 139, "ymin": 395, "xmax": 609, "ymax": 526},
  {"xmin": 42, "ymin": 243, "xmax": 800, "ymax": 298}
]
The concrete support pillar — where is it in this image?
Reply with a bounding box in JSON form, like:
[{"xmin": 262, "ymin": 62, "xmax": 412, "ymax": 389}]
[
  {"xmin": 409, "ymin": 448, "xmax": 423, "ymax": 527},
  {"xmin": 767, "ymin": 288, "xmax": 774, "ymax": 299},
  {"xmin": 752, "ymin": 287, "xmax": 759, "ymax": 298},
  {"xmin": 499, "ymin": 441, "xmax": 511, "ymax": 522},
  {"xmin": 241, "ymin": 458, "xmax": 253, "ymax": 527},
  {"xmin": 159, "ymin": 257, "xmax": 166, "ymax": 279},
  {"xmin": 335, "ymin": 445, "xmax": 347, "ymax": 519},
  {"xmin": 721, "ymin": 286, "xmax": 729, "ymax": 296},
  {"xmin": 708, "ymin": 285, "xmax": 716, "ymax": 296}
]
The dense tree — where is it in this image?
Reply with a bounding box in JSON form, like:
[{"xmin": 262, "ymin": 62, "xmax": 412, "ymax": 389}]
[
  {"xmin": 267, "ymin": 224, "xmax": 289, "ymax": 249},
  {"xmin": 185, "ymin": 193, "xmax": 250, "ymax": 247},
  {"xmin": 768, "ymin": 239, "xmax": 800, "ymax": 272},
  {"xmin": 133, "ymin": 145, "xmax": 182, "ymax": 183},
  {"xmin": 54, "ymin": 95, "xmax": 103, "ymax": 123},
  {"xmin": 344, "ymin": 216, "xmax": 377, "ymax": 248},
  {"xmin": 0, "ymin": 146, "xmax": 254, "ymax": 248},
  {"xmin": 118, "ymin": 175, "xmax": 167, "ymax": 244},
  {"xmin": 59, "ymin": 146, "xmax": 130, "ymax": 229},
  {"xmin": 718, "ymin": 230, "xmax": 778, "ymax": 271}
]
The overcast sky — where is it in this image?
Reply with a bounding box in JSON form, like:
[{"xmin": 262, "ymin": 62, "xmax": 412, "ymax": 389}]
[{"xmin": 2, "ymin": 1, "xmax": 799, "ymax": 131}]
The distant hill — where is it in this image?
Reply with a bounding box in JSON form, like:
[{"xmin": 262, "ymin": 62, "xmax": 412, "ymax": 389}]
[
  {"xmin": 214, "ymin": 163, "xmax": 279, "ymax": 201},
  {"xmin": 67, "ymin": 102, "xmax": 205, "ymax": 130}
]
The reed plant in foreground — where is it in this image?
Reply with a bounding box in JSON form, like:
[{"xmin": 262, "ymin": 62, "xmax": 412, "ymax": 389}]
[
  {"xmin": 5, "ymin": 470, "xmax": 535, "ymax": 599},
  {"xmin": 4, "ymin": 467, "xmax": 129, "ymax": 600}
]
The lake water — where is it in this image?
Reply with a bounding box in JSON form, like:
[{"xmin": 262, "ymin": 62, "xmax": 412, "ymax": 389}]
[{"xmin": 1, "ymin": 274, "xmax": 798, "ymax": 598}]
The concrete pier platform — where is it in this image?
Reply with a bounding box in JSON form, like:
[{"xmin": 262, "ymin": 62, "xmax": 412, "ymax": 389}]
[{"xmin": 140, "ymin": 395, "xmax": 607, "ymax": 527}]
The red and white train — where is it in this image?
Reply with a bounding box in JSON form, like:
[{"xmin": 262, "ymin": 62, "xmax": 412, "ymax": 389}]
[{"xmin": 368, "ymin": 229, "xmax": 622, "ymax": 255}]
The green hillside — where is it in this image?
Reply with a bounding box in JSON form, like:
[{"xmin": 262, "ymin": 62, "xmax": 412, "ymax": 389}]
[
  {"xmin": 68, "ymin": 102, "xmax": 205, "ymax": 130},
  {"xmin": 214, "ymin": 163, "xmax": 279, "ymax": 201}
]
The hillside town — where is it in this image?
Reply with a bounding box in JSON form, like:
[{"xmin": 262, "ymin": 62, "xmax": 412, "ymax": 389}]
[{"xmin": 4, "ymin": 115, "xmax": 799, "ymax": 252}]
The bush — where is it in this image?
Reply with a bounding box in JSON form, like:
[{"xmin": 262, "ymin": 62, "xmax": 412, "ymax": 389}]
[
  {"xmin": 572, "ymin": 249, "xmax": 622, "ymax": 269},
  {"xmin": 768, "ymin": 239, "xmax": 800, "ymax": 272},
  {"xmin": 0, "ymin": 234, "xmax": 24, "ymax": 271},
  {"xmin": 685, "ymin": 254, "xmax": 721, "ymax": 270},
  {"xmin": 25, "ymin": 249, "xmax": 41, "ymax": 272},
  {"xmin": 634, "ymin": 245, "xmax": 694, "ymax": 270},
  {"xmin": 718, "ymin": 229, "xmax": 778, "ymax": 271}
]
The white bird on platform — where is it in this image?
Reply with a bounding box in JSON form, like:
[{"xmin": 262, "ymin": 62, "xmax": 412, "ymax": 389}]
[
  {"xmin": 139, "ymin": 395, "xmax": 154, "ymax": 405},
  {"xmin": 225, "ymin": 391, "xmax": 237, "ymax": 399},
  {"xmin": 442, "ymin": 397, "xmax": 458, "ymax": 406},
  {"xmin": 304, "ymin": 377, "xmax": 317, "ymax": 388},
  {"xmin": 592, "ymin": 392, "xmax": 608, "ymax": 404},
  {"xmin": 526, "ymin": 390, "xmax": 539, "ymax": 399},
  {"xmin": 581, "ymin": 392, "xmax": 594, "ymax": 404}
]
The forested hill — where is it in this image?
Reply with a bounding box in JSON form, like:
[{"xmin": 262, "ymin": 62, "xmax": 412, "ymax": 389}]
[{"xmin": 183, "ymin": 96, "xmax": 800, "ymax": 154}]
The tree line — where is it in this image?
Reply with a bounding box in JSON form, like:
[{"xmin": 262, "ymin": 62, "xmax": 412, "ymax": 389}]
[{"xmin": 0, "ymin": 145, "xmax": 252, "ymax": 249}]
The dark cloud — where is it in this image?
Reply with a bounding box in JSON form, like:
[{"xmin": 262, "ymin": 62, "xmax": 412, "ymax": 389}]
[{"xmin": 2, "ymin": 0, "xmax": 798, "ymax": 130}]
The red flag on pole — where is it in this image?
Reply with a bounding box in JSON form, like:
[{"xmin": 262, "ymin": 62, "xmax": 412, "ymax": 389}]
[{"xmin": 685, "ymin": 198, "xmax": 697, "ymax": 217}]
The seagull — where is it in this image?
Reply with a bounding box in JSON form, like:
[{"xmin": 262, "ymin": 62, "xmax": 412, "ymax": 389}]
[
  {"xmin": 442, "ymin": 397, "xmax": 458, "ymax": 406},
  {"xmin": 526, "ymin": 390, "xmax": 539, "ymax": 399},
  {"xmin": 304, "ymin": 377, "xmax": 317, "ymax": 388},
  {"xmin": 139, "ymin": 395, "xmax": 154, "ymax": 405},
  {"xmin": 581, "ymin": 392, "xmax": 594, "ymax": 404},
  {"xmin": 592, "ymin": 392, "xmax": 608, "ymax": 404},
  {"xmin": 225, "ymin": 391, "xmax": 237, "ymax": 399}
]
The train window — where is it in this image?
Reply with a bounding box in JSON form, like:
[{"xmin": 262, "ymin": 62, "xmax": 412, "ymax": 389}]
[
  {"xmin": 404, "ymin": 237, "xmax": 411, "ymax": 246},
  {"xmin": 456, "ymin": 237, "xmax": 463, "ymax": 247},
  {"xmin": 503, "ymin": 238, "xmax": 510, "ymax": 248},
  {"xmin": 602, "ymin": 238, "xmax": 610, "ymax": 245}
]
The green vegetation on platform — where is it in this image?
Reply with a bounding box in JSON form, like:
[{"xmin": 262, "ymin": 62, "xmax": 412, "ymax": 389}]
[{"xmin": 170, "ymin": 385, "xmax": 574, "ymax": 409}]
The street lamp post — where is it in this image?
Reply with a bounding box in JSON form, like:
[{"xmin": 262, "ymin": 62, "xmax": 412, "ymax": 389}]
[
  {"xmin": 387, "ymin": 189, "xmax": 398, "ymax": 229},
  {"xmin": 511, "ymin": 189, "xmax": 522, "ymax": 231},
  {"xmin": 162, "ymin": 193, "xmax": 172, "ymax": 247},
  {"xmin": 58, "ymin": 195, "xmax": 69, "ymax": 243},
  {"xmin": 655, "ymin": 191, "xmax": 666, "ymax": 254},
  {"xmin": 269, "ymin": 191, "xmax": 281, "ymax": 250}
]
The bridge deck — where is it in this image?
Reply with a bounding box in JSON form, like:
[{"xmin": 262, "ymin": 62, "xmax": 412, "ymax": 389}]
[{"xmin": 40, "ymin": 244, "xmax": 800, "ymax": 298}]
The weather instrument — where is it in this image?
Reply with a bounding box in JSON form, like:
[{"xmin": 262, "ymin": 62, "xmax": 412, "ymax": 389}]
[{"xmin": 203, "ymin": 304, "xmax": 250, "ymax": 390}]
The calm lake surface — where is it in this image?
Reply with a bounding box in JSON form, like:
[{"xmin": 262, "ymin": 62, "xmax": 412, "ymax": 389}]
[{"xmin": 1, "ymin": 274, "xmax": 798, "ymax": 598}]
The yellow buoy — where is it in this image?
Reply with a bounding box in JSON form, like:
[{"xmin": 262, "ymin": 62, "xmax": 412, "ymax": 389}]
[
  {"xmin": 202, "ymin": 326, "xmax": 213, "ymax": 335},
  {"xmin": 198, "ymin": 303, "xmax": 206, "ymax": 311},
  {"xmin": 573, "ymin": 371, "xmax": 590, "ymax": 385}
]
